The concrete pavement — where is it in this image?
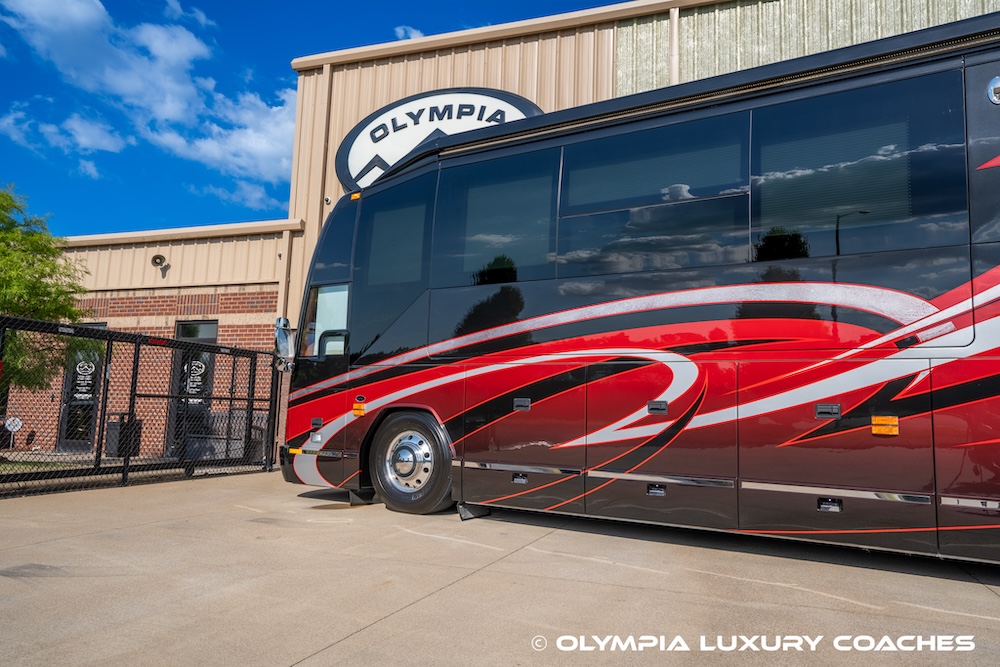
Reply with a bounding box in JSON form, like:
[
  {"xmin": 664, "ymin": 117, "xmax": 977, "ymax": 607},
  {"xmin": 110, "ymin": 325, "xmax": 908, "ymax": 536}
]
[{"xmin": 1, "ymin": 472, "xmax": 999, "ymax": 666}]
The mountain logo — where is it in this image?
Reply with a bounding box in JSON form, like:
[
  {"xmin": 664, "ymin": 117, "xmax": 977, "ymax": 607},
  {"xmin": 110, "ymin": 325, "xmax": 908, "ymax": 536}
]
[{"xmin": 335, "ymin": 88, "xmax": 543, "ymax": 190}]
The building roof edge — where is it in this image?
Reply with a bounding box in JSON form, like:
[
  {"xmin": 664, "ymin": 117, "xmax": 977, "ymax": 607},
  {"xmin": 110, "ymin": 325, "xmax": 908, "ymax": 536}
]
[
  {"xmin": 291, "ymin": 0, "xmax": 709, "ymax": 71},
  {"xmin": 63, "ymin": 219, "xmax": 305, "ymax": 248}
]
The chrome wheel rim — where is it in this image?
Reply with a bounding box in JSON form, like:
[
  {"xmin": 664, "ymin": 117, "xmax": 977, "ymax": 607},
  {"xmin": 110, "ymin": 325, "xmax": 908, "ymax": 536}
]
[{"xmin": 382, "ymin": 430, "xmax": 434, "ymax": 494}]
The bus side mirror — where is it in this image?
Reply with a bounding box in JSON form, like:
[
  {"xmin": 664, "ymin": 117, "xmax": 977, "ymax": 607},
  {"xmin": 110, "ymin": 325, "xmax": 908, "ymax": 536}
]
[{"xmin": 274, "ymin": 317, "xmax": 295, "ymax": 372}]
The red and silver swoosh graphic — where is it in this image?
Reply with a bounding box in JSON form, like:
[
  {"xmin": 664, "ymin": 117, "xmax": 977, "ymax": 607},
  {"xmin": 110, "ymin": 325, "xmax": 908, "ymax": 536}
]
[
  {"xmin": 289, "ymin": 282, "xmax": 941, "ymax": 403},
  {"xmin": 290, "ymin": 280, "xmax": 969, "ymax": 484},
  {"xmin": 977, "ymin": 154, "xmax": 1000, "ymax": 170},
  {"xmin": 289, "ymin": 266, "xmax": 1000, "ymax": 487}
]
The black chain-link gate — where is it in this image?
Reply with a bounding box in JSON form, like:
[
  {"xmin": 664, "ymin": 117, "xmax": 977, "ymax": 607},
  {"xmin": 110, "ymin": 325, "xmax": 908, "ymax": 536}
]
[{"xmin": 0, "ymin": 315, "xmax": 278, "ymax": 496}]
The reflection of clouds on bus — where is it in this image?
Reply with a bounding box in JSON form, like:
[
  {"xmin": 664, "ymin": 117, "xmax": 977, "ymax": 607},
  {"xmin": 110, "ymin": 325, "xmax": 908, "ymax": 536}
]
[
  {"xmin": 560, "ymin": 238, "xmax": 745, "ymax": 275},
  {"xmin": 557, "ymin": 197, "xmax": 749, "ymax": 277},
  {"xmin": 754, "ymin": 141, "xmax": 962, "ymax": 185},
  {"xmin": 660, "ymin": 183, "xmax": 695, "ymax": 201},
  {"xmin": 313, "ymin": 260, "xmax": 349, "ymax": 273},
  {"xmin": 557, "ymin": 271, "xmax": 717, "ymax": 299},
  {"xmin": 462, "ymin": 216, "xmax": 551, "ymax": 275},
  {"xmin": 755, "ymin": 140, "xmax": 968, "ymax": 256},
  {"xmin": 974, "ymin": 218, "xmax": 1000, "ymax": 243},
  {"xmin": 916, "ymin": 219, "xmax": 968, "ymax": 234},
  {"xmin": 840, "ymin": 253, "xmax": 971, "ymax": 301},
  {"xmin": 467, "ymin": 233, "xmax": 519, "ymax": 247}
]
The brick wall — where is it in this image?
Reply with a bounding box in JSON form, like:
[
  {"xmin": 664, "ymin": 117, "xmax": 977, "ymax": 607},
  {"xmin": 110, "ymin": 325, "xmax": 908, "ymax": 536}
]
[
  {"xmin": 5, "ymin": 382, "xmax": 61, "ymax": 452},
  {"xmin": 219, "ymin": 323, "xmax": 276, "ymax": 350},
  {"xmin": 80, "ymin": 289, "xmax": 278, "ymax": 324},
  {"xmin": 78, "ymin": 286, "xmax": 280, "ymax": 352}
]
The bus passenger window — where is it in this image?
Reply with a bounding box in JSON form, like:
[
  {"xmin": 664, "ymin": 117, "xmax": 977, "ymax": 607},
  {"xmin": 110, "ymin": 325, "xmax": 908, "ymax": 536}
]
[
  {"xmin": 752, "ymin": 70, "xmax": 967, "ymax": 259},
  {"xmin": 433, "ymin": 149, "xmax": 560, "ymax": 288},
  {"xmin": 557, "ymin": 196, "xmax": 749, "ymax": 277},
  {"xmin": 561, "ymin": 112, "xmax": 748, "ymax": 216}
]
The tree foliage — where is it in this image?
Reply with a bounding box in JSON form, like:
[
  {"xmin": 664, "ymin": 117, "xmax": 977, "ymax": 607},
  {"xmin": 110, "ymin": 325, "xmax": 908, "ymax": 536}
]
[
  {"xmin": 1, "ymin": 184, "xmax": 87, "ymax": 321},
  {"xmin": 1, "ymin": 184, "xmax": 90, "ymax": 417}
]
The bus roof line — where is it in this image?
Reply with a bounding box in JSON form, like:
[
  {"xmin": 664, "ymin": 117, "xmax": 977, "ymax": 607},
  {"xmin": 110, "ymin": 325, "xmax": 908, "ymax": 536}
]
[{"xmin": 376, "ymin": 13, "xmax": 1000, "ymax": 183}]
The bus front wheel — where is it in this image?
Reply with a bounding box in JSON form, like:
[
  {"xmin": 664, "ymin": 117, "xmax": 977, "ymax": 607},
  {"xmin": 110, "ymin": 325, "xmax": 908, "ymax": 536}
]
[{"xmin": 370, "ymin": 411, "xmax": 454, "ymax": 514}]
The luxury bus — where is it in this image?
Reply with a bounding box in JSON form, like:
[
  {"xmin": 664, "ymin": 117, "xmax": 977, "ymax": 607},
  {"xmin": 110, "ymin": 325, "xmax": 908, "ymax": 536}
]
[{"xmin": 277, "ymin": 13, "xmax": 1000, "ymax": 564}]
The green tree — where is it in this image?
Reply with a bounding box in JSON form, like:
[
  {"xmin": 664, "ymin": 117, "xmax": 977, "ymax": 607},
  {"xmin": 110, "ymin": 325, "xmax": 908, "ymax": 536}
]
[
  {"xmin": 1, "ymin": 184, "xmax": 90, "ymax": 422},
  {"xmin": 1, "ymin": 184, "xmax": 87, "ymax": 321}
]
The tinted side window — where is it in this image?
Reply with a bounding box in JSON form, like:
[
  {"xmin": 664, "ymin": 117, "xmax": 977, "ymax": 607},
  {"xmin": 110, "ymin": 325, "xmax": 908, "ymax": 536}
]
[
  {"xmin": 561, "ymin": 112, "xmax": 748, "ymax": 216},
  {"xmin": 433, "ymin": 149, "xmax": 560, "ymax": 287},
  {"xmin": 358, "ymin": 185, "xmax": 432, "ymax": 287},
  {"xmin": 311, "ymin": 199, "xmax": 357, "ymax": 284},
  {"xmin": 752, "ymin": 70, "xmax": 967, "ymax": 259},
  {"xmin": 351, "ymin": 172, "xmax": 435, "ymax": 362},
  {"xmin": 557, "ymin": 196, "xmax": 749, "ymax": 277}
]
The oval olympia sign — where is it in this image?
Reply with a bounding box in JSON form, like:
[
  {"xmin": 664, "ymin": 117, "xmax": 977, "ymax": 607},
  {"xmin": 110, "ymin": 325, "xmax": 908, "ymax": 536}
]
[{"xmin": 336, "ymin": 88, "xmax": 543, "ymax": 190}]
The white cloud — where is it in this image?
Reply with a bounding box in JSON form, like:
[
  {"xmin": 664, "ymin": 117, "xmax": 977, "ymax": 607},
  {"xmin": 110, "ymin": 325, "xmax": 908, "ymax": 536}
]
[
  {"xmin": 195, "ymin": 181, "xmax": 283, "ymax": 211},
  {"xmin": 62, "ymin": 114, "xmax": 128, "ymax": 152},
  {"xmin": 1, "ymin": 0, "xmax": 109, "ymax": 35},
  {"xmin": 0, "ymin": 0, "xmax": 295, "ymax": 189},
  {"xmin": 0, "ymin": 0, "xmax": 209, "ymax": 125},
  {"xmin": 131, "ymin": 23, "xmax": 210, "ymax": 67},
  {"xmin": 394, "ymin": 25, "xmax": 424, "ymax": 40},
  {"xmin": 78, "ymin": 159, "xmax": 99, "ymax": 179},
  {"xmin": 146, "ymin": 88, "xmax": 296, "ymax": 184},
  {"xmin": 38, "ymin": 122, "xmax": 72, "ymax": 151},
  {"xmin": 0, "ymin": 42, "xmax": 7, "ymax": 58},
  {"xmin": 164, "ymin": 0, "xmax": 182, "ymax": 19},
  {"xmin": 0, "ymin": 108, "xmax": 31, "ymax": 147},
  {"xmin": 1, "ymin": 104, "xmax": 129, "ymax": 154},
  {"xmin": 164, "ymin": 0, "xmax": 215, "ymax": 28}
]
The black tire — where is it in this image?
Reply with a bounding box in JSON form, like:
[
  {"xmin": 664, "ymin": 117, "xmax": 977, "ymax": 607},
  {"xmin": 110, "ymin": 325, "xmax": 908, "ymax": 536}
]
[{"xmin": 369, "ymin": 411, "xmax": 454, "ymax": 514}]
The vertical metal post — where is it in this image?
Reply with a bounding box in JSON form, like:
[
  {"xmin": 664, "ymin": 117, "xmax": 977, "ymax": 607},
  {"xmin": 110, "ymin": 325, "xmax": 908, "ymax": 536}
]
[
  {"xmin": 122, "ymin": 340, "xmax": 141, "ymax": 486},
  {"xmin": 265, "ymin": 355, "xmax": 280, "ymax": 473},
  {"xmin": 245, "ymin": 354, "xmax": 258, "ymax": 468},
  {"xmin": 0, "ymin": 325, "xmax": 8, "ymax": 425},
  {"xmin": 226, "ymin": 352, "xmax": 236, "ymax": 460},
  {"xmin": 93, "ymin": 337, "xmax": 113, "ymax": 470}
]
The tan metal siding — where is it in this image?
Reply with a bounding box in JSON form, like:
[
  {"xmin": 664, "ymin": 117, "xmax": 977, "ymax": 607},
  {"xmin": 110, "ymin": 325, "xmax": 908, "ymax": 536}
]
[
  {"xmin": 66, "ymin": 234, "xmax": 285, "ymax": 292},
  {"xmin": 616, "ymin": 0, "xmax": 1000, "ymax": 95},
  {"xmin": 285, "ymin": 231, "xmax": 307, "ymax": 321},
  {"xmin": 288, "ymin": 66, "xmax": 333, "ymax": 245}
]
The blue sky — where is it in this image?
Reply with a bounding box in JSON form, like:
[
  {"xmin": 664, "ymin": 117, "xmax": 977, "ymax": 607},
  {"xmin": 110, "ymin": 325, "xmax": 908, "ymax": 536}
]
[{"xmin": 0, "ymin": 0, "xmax": 625, "ymax": 237}]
